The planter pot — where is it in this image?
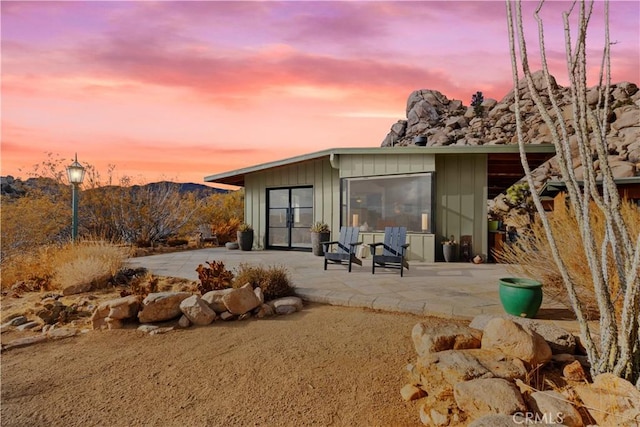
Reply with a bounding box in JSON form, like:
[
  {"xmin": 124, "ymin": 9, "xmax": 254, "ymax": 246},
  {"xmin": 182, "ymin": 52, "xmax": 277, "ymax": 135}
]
[
  {"xmin": 311, "ymin": 231, "xmax": 331, "ymax": 256},
  {"xmin": 237, "ymin": 230, "xmax": 254, "ymax": 251},
  {"xmin": 488, "ymin": 220, "xmax": 500, "ymax": 232},
  {"xmin": 442, "ymin": 244, "xmax": 457, "ymax": 262},
  {"xmin": 413, "ymin": 136, "xmax": 428, "ymax": 146},
  {"xmin": 498, "ymin": 277, "xmax": 543, "ymax": 318}
]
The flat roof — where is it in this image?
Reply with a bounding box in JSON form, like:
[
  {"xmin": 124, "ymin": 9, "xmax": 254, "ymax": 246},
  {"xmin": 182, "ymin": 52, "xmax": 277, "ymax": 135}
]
[
  {"xmin": 539, "ymin": 176, "xmax": 640, "ymax": 196},
  {"xmin": 204, "ymin": 145, "xmax": 557, "ymax": 187}
]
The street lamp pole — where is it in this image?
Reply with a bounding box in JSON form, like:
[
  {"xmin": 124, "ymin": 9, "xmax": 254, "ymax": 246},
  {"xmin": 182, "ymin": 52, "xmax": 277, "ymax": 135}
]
[{"xmin": 66, "ymin": 153, "xmax": 86, "ymax": 242}]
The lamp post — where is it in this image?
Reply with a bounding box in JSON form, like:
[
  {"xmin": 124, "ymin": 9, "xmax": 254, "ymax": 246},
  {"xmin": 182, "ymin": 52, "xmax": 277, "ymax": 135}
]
[{"xmin": 66, "ymin": 153, "xmax": 86, "ymax": 242}]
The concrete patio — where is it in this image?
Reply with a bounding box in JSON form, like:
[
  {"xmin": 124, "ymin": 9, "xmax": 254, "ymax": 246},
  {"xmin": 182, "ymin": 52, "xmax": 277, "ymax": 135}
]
[{"xmin": 127, "ymin": 248, "xmax": 573, "ymax": 324}]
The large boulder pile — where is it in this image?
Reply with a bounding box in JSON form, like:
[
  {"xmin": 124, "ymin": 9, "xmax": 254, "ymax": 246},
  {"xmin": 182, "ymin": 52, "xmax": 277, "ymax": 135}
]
[
  {"xmin": 89, "ymin": 285, "xmax": 303, "ymax": 331},
  {"xmin": 382, "ymin": 72, "xmax": 640, "ymax": 189},
  {"xmin": 403, "ymin": 315, "xmax": 640, "ymax": 426}
]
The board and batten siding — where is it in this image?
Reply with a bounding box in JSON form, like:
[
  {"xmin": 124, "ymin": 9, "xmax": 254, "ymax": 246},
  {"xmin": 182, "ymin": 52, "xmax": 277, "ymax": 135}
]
[
  {"xmin": 337, "ymin": 153, "xmax": 436, "ymax": 178},
  {"xmin": 435, "ymin": 154, "xmax": 487, "ymax": 261},
  {"xmin": 243, "ymin": 158, "xmax": 340, "ymax": 249}
]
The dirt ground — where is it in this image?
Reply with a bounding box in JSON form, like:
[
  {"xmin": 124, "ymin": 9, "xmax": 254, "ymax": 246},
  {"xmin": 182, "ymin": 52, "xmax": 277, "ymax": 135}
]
[{"xmin": 1, "ymin": 300, "xmax": 460, "ymax": 427}]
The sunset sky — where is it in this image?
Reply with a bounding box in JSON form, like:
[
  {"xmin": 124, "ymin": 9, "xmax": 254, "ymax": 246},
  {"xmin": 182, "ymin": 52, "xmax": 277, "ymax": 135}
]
[{"xmin": 2, "ymin": 1, "xmax": 638, "ymax": 188}]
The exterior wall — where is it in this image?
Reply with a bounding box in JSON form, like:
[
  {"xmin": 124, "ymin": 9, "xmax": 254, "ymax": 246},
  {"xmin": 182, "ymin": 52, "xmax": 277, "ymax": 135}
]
[
  {"xmin": 337, "ymin": 153, "xmax": 436, "ymax": 177},
  {"xmin": 243, "ymin": 152, "xmax": 488, "ymax": 263},
  {"xmin": 338, "ymin": 152, "xmax": 437, "ymax": 262},
  {"xmin": 244, "ymin": 158, "xmax": 340, "ymax": 249},
  {"xmin": 435, "ymin": 154, "xmax": 488, "ymax": 261}
]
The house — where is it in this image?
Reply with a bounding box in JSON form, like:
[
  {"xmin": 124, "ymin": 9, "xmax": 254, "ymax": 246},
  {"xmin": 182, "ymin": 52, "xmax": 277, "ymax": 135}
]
[{"xmin": 205, "ymin": 145, "xmax": 555, "ymax": 262}]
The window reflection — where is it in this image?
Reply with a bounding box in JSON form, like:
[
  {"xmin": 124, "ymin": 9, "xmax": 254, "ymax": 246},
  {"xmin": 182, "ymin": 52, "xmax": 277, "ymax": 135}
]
[{"xmin": 342, "ymin": 173, "xmax": 433, "ymax": 233}]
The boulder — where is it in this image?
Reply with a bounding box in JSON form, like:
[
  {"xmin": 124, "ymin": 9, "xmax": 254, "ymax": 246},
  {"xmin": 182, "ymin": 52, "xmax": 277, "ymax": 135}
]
[
  {"xmin": 470, "ymin": 315, "xmax": 576, "ymax": 355},
  {"xmin": 412, "ymin": 322, "xmax": 482, "ymax": 357},
  {"xmin": 219, "ymin": 311, "xmax": 235, "ymax": 321},
  {"xmin": 178, "ymin": 315, "xmax": 191, "ymax": 328},
  {"xmin": 36, "ymin": 301, "xmax": 65, "ymax": 325},
  {"xmin": 418, "ymin": 349, "xmax": 527, "ymax": 385},
  {"xmin": 137, "ymin": 292, "xmax": 191, "ymax": 323},
  {"xmin": 527, "ymin": 390, "xmax": 583, "ymax": 427},
  {"xmin": 268, "ymin": 296, "xmax": 303, "ymax": 314},
  {"xmin": 46, "ymin": 327, "xmax": 78, "ymax": 340},
  {"xmin": 202, "ymin": 288, "xmax": 235, "ymax": 313},
  {"xmin": 419, "ymin": 404, "xmax": 452, "ymax": 426},
  {"xmin": 91, "ymin": 295, "xmax": 141, "ymax": 329},
  {"xmin": 6, "ymin": 316, "xmax": 28, "ymax": 327},
  {"xmin": 222, "ymin": 284, "xmax": 261, "ymax": 315},
  {"xmin": 254, "ymin": 287, "xmax": 265, "ymax": 304},
  {"xmin": 454, "ymin": 378, "xmax": 526, "ymax": 416},
  {"xmin": 481, "ymin": 318, "xmax": 551, "ymax": 366},
  {"xmin": 574, "ymin": 373, "xmax": 640, "ymax": 427},
  {"xmin": 400, "ymin": 384, "xmax": 426, "ymax": 402},
  {"xmin": 179, "ymin": 295, "xmax": 216, "ymax": 326},
  {"xmin": 255, "ymin": 304, "xmax": 274, "ymax": 318}
]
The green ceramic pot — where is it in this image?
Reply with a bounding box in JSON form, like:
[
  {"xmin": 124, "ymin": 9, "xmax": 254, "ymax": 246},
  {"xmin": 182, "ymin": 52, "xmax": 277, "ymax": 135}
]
[{"xmin": 498, "ymin": 277, "xmax": 543, "ymax": 318}]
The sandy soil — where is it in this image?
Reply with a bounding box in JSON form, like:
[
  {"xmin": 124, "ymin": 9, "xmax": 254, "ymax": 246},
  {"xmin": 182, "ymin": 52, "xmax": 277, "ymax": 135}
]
[{"xmin": 1, "ymin": 302, "xmax": 460, "ymax": 427}]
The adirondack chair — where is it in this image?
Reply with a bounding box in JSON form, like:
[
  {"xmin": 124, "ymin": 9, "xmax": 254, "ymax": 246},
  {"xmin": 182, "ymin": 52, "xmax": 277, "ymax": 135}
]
[
  {"xmin": 370, "ymin": 227, "xmax": 410, "ymax": 276},
  {"xmin": 323, "ymin": 227, "xmax": 363, "ymax": 272}
]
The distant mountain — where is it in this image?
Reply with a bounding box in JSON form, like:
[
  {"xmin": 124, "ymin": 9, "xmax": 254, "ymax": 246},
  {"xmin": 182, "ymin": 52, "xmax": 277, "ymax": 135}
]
[
  {"xmin": 130, "ymin": 181, "xmax": 229, "ymax": 197},
  {"xmin": 0, "ymin": 176, "xmax": 230, "ymax": 199}
]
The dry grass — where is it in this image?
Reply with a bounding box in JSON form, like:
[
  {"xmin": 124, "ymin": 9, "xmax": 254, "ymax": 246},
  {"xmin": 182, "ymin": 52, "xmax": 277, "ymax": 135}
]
[
  {"xmin": 1, "ymin": 240, "xmax": 130, "ymax": 292},
  {"xmin": 499, "ymin": 195, "xmax": 640, "ymax": 318}
]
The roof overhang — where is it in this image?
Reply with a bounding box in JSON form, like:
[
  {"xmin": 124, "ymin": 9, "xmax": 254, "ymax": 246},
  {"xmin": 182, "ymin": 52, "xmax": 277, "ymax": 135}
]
[
  {"xmin": 539, "ymin": 176, "xmax": 640, "ymax": 198},
  {"xmin": 204, "ymin": 145, "xmax": 557, "ymax": 191}
]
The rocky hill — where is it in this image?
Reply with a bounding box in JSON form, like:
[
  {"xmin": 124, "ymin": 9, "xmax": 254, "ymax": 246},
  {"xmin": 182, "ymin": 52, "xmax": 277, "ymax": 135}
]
[
  {"xmin": 381, "ymin": 71, "xmax": 639, "ymax": 189},
  {"xmin": 0, "ymin": 176, "xmax": 228, "ymax": 199}
]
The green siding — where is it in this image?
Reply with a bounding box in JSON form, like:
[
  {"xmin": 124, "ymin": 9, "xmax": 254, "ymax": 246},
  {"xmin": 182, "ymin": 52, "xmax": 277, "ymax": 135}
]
[
  {"xmin": 339, "ymin": 153, "xmax": 436, "ymax": 177},
  {"xmin": 242, "ymin": 151, "xmax": 486, "ymax": 262},
  {"xmin": 435, "ymin": 154, "xmax": 487, "ymax": 261},
  {"xmin": 244, "ymin": 158, "xmax": 339, "ymax": 249}
]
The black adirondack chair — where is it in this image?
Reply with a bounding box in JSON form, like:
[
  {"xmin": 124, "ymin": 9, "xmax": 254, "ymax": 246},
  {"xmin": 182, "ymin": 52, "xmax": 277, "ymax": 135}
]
[
  {"xmin": 370, "ymin": 227, "xmax": 410, "ymax": 276},
  {"xmin": 323, "ymin": 227, "xmax": 363, "ymax": 272}
]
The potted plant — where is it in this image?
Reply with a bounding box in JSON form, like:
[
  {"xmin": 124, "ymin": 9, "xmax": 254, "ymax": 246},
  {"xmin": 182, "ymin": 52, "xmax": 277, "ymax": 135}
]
[
  {"xmin": 237, "ymin": 223, "xmax": 254, "ymax": 251},
  {"xmin": 310, "ymin": 222, "xmax": 331, "ymax": 256},
  {"xmin": 498, "ymin": 277, "xmax": 543, "ymax": 318},
  {"xmin": 442, "ymin": 235, "xmax": 457, "ymax": 262}
]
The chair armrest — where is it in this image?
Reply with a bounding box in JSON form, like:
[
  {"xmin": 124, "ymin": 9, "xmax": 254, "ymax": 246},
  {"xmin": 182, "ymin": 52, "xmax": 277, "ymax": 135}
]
[
  {"xmin": 322, "ymin": 240, "xmax": 340, "ymax": 249},
  {"xmin": 369, "ymin": 242, "xmax": 382, "ymax": 255}
]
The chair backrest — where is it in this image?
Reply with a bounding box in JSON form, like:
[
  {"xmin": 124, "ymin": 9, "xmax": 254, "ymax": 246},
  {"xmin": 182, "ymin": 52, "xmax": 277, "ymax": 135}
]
[
  {"xmin": 382, "ymin": 227, "xmax": 407, "ymax": 256},
  {"xmin": 336, "ymin": 226, "xmax": 360, "ymax": 254}
]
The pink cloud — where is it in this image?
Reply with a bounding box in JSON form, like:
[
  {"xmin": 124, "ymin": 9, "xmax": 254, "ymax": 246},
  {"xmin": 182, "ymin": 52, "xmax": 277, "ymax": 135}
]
[{"xmin": 2, "ymin": 1, "xmax": 637, "ymax": 184}]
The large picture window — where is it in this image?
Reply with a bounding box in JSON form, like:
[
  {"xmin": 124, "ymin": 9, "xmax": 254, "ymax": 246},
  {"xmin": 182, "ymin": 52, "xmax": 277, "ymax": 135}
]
[{"xmin": 341, "ymin": 173, "xmax": 434, "ymax": 233}]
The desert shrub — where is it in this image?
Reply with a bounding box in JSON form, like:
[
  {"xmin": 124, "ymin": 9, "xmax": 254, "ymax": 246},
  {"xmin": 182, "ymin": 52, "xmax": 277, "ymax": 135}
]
[
  {"xmin": 233, "ymin": 263, "xmax": 294, "ymax": 301},
  {"xmin": 498, "ymin": 194, "xmax": 639, "ymax": 318},
  {"xmin": 51, "ymin": 241, "xmax": 129, "ymax": 291},
  {"xmin": 0, "ymin": 190, "xmax": 68, "ymax": 262},
  {"xmin": 120, "ymin": 273, "xmax": 158, "ymax": 298},
  {"xmin": 196, "ymin": 260, "xmax": 233, "ymax": 293},
  {"xmin": 195, "ymin": 190, "xmax": 244, "ymax": 244},
  {"xmin": 1, "ymin": 240, "xmax": 128, "ymax": 292},
  {"xmin": 166, "ymin": 239, "xmax": 188, "ymax": 247},
  {"xmin": 471, "ymin": 91, "xmax": 484, "ymax": 117}
]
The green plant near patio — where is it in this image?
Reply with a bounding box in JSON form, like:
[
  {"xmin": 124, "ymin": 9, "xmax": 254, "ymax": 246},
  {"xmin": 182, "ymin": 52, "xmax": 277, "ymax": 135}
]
[
  {"xmin": 442, "ymin": 235, "xmax": 457, "ymax": 245},
  {"xmin": 310, "ymin": 222, "xmax": 330, "ymax": 233},
  {"xmin": 195, "ymin": 260, "xmax": 234, "ymax": 294},
  {"xmin": 237, "ymin": 223, "xmax": 253, "ymax": 232}
]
